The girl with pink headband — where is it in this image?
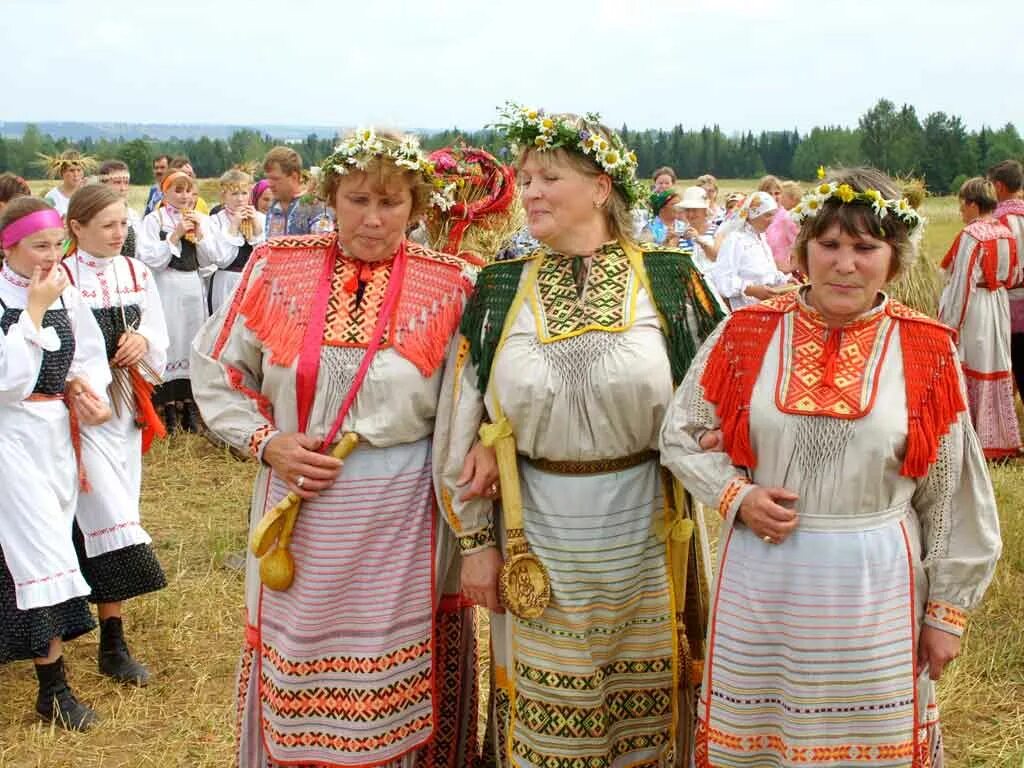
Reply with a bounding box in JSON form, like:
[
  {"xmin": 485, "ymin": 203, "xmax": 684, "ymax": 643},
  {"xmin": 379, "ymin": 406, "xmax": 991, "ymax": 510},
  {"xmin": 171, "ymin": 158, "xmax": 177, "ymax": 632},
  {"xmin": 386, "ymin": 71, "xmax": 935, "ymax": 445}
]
[
  {"xmin": 250, "ymin": 178, "xmax": 273, "ymax": 213},
  {"xmin": 0, "ymin": 197, "xmax": 113, "ymax": 731}
]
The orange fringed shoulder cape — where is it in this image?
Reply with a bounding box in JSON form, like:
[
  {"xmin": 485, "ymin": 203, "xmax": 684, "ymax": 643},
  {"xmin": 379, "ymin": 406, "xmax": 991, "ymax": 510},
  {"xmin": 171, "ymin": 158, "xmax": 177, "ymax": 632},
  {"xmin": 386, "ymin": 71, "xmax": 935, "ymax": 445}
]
[
  {"xmin": 211, "ymin": 234, "xmax": 481, "ymax": 379},
  {"xmin": 700, "ymin": 292, "xmax": 965, "ymax": 478}
]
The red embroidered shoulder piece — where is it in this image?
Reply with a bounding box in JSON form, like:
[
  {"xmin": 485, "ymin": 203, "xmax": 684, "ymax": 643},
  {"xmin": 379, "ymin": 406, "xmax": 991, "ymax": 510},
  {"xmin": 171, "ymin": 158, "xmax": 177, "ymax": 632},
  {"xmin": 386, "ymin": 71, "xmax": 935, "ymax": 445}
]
[
  {"xmin": 212, "ymin": 235, "xmax": 479, "ymax": 378},
  {"xmin": 886, "ymin": 301, "xmax": 966, "ymax": 477},
  {"xmin": 394, "ymin": 243, "xmax": 481, "ymax": 377},
  {"xmin": 700, "ymin": 295, "xmax": 966, "ymax": 477}
]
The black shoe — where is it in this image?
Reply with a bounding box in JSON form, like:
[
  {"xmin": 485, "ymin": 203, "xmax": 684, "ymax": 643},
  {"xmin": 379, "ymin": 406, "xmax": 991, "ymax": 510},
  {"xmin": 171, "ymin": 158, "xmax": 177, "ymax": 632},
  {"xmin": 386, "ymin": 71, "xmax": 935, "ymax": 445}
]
[
  {"xmin": 162, "ymin": 403, "xmax": 179, "ymax": 434},
  {"xmin": 35, "ymin": 656, "xmax": 98, "ymax": 731},
  {"xmin": 98, "ymin": 617, "xmax": 150, "ymax": 686},
  {"xmin": 184, "ymin": 400, "xmax": 204, "ymax": 434}
]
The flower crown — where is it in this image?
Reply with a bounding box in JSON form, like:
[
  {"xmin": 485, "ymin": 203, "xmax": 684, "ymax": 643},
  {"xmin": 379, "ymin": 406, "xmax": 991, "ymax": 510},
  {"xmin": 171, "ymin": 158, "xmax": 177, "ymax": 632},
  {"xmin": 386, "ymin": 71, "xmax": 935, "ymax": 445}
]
[
  {"xmin": 320, "ymin": 128, "xmax": 456, "ymax": 212},
  {"xmin": 495, "ymin": 103, "xmax": 644, "ymax": 208},
  {"xmin": 792, "ymin": 181, "xmax": 922, "ymax": 232}
]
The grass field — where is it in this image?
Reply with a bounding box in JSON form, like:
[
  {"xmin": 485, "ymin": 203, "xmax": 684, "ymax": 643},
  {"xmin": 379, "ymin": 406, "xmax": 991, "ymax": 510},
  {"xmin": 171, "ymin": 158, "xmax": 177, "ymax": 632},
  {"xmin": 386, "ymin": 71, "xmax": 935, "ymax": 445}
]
[{"xmin": 0, "ymin": 183, "xmax": 1021, "ymax": 767}]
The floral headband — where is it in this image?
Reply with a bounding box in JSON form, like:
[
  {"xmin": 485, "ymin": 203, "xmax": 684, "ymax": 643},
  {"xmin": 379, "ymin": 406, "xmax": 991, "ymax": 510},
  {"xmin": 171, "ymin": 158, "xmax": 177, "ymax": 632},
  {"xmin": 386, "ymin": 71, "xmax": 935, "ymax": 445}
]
[
  {"xmin": 495, "ymin": 103, "xmax": 644, "ymax": 209},
  {"xmin": 320, "ymin": 128, "xmax": 456, "ymax": 212},
  {"xmin": 792, "ymin": 181, "xmax": 922, "ymax": 232}
]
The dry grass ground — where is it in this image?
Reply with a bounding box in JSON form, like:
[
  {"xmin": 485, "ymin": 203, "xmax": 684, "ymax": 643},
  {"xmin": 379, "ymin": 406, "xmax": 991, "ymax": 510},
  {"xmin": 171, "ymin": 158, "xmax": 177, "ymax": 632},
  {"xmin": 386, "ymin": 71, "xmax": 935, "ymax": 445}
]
[{"xmin": 0, "ymin": 184, "xmax": 1021, "ymax": 766}]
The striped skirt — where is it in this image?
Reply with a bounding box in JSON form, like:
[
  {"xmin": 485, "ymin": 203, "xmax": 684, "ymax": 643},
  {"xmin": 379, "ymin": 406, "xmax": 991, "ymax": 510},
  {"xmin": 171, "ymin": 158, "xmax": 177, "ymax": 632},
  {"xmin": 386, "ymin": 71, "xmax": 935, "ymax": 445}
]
[
  {"xmin": 697, "ymin": 513, "xmax": 942, "ymax": 768},
  {"xmin": 489, "ymin": 458, "xmax": 678, "ymax": 768},
  {"xmin": 236, "ymin": 439, "xmax": 477, "ymax": 768}
]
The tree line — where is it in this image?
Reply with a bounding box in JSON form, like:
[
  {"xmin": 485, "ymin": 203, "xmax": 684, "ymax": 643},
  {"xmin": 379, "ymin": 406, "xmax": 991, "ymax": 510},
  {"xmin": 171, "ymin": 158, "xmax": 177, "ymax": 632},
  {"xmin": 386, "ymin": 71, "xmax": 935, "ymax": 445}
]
[{"xmin": 2, "ymin": 100, "xmax": 1021, "ymax": 195}]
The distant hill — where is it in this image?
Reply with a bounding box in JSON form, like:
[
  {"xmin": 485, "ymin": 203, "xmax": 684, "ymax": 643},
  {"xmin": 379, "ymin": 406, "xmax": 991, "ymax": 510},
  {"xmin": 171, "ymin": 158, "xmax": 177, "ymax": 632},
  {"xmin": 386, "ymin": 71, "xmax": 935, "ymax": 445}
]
[{"xmin": 0, "ymin": 121, "xmax": 344, "ymax": 142}]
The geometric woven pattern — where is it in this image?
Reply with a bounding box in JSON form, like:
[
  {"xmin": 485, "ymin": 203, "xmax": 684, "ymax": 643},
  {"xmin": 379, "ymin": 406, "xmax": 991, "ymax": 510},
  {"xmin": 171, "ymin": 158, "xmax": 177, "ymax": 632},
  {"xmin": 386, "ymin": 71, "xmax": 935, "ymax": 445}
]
[
  {"xmin": 532, "ymin": 244, "xmax": 635, "ymax": 342},
  {"xmin": 776, "ymin": 304, "xmax": 895, "ymax": 419}
]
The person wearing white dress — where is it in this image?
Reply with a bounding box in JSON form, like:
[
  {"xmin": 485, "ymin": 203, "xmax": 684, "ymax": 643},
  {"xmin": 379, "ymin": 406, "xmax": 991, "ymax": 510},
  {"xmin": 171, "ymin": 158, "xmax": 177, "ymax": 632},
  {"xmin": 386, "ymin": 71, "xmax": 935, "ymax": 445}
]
[
  {"xmin": 660, "ymin": 168, "xmax": 1002, "ymax": 767},
  {"xmin": 0, "ymin": 197, "xmax": 112, "ymax": 731},
  {"xmin": 98, "ymin": 159, "xmax": 143, "ymax": 258},
  {"xmin": 435, "ymin": 107, "xmax": 724, "ymax": 767},
  {"xmin": 63, "ymin": 184, "xmax": 170, "ymax": 687},
  {"xmin": 42, "ymin": 150, "xmax": 88, "ymax": 219},
  {"xmin": 136, "ymin": 170, "xmax": 221, "ymax": 432},
  {"xmin": 205, "ymin": 169, "xmax": 267, "ymax": 313},
  {"xmin": 712, "ymin": 190, "xmax": 792, "ymax": 310}
]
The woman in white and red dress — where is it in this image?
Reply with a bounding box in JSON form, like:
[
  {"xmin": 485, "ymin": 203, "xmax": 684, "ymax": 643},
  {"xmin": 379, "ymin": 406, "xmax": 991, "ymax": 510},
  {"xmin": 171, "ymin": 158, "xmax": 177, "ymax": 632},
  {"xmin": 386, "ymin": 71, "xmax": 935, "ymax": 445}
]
[
  {"xmin": 63, "ymin": 184, "xmax": 169, "ymax": 686},
  {"xmin": 939, "ymin": 176, "xmax": 1021, "ymax": 459},
  {"xmin": 191, "ymin": 129, "xmax": 485, "ymax": 768},
  {"xmin": 0, "ymin": 197, "xmax": 112, "ymax": 730},
  {"xmin": 661, "ymin": 168, "xmax": 1002, "ymax": 767}
]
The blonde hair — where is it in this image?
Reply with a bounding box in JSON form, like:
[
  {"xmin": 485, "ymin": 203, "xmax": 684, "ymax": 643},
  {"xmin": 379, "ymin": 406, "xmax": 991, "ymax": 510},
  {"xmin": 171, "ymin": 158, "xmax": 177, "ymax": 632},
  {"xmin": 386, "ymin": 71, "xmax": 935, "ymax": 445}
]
[
  {"xmin": 780, "ymin": 180, "xmax": 802, "ymax": 199},
  {"xmin": 219, "ymin": 168, "xmax": 252, "ymax": 191},
  {"xmin": 758, "ymin": 175, "xmax": 782, "ymax": 193},
  {"xmin": 958, "ymin": 177, "xmax": 998, "ymax": 214}
]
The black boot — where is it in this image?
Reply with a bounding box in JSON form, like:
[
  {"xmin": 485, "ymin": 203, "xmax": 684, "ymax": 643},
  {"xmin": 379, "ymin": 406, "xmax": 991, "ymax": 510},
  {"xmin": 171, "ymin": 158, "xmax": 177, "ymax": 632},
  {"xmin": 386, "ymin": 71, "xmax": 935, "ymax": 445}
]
[
  {"xmin": 162, "ymin": 402, "xmax": 178, "ymax": 434},
  {"xmin": 98, "ymin": 617, "xmax": 150, "ymax": 686},
  {"xmin": 34, "ymin": 656, "xmax": 98, "ymax": 731}
]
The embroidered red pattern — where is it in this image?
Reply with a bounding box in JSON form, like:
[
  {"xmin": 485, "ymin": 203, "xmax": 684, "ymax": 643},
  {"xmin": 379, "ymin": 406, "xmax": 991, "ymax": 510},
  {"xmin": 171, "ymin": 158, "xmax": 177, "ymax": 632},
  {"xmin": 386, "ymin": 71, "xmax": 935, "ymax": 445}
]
[
  {"xmin": 775, "ymin": 304, "xmax": 895, "ymax": 419},
  {"xmin": 925, "ymin": 600, "xmax": 968, "ymax": 633},
  {"xmin": 717, "ymin": 476, "xmax": 750, "ymax": 519}
]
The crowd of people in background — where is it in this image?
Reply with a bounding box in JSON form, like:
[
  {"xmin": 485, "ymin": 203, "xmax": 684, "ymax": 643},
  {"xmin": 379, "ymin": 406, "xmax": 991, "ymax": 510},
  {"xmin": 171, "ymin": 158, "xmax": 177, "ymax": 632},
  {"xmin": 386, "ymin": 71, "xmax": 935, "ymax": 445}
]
[{"xmin": 0, "ymin": 127, "xmax": 1019, "ymax": 768}]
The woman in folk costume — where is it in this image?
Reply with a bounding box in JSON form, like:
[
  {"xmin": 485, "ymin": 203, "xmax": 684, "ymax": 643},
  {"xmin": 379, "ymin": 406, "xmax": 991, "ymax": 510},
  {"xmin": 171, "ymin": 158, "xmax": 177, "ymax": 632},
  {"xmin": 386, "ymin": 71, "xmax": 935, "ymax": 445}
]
[
  {"xmin": 660, "ymin": 168, "xmax": 1002, "ymax": 768},
  {"xmin": 137, "ymin": 169, "xmax": 220, "ymax": 433},
  {"xmin": 0, "ymin": 198, "xmax": 112, "ymax": 730},
  {"xmin": 206, "ymin": 169, "xmax": 267, "ymax": 314},
  {"xmin": 434, "ymin": 104, "xmax": 724, "ymax": 768},
  {"xmin": 938, "ymin": 177, "xmax": 1021, "ymax": 459},
  {"xmin": 62, "ymin": 184, "xmax": 169, "ymax": 686},
  {"xmin": 711, "ymin": 190, "xmax": 793, "ymax": 310},
  {"xmin": 191, "ymin": 128, "xmax": 487, "ymax": 768}
]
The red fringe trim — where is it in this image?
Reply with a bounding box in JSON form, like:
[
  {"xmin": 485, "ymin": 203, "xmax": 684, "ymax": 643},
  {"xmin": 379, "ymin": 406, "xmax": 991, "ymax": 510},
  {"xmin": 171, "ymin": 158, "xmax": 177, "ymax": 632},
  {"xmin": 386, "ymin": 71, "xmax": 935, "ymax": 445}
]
[
  {"xmin": 129, "ymin": 367, "xmax": 166, "ymax": 453},
  {"xmin": 700, "ymin": 303, "xmax": 787, "ymax": 469},
  {"xmin": 63, "ymin": 388, "xmax": 91, "ymax": 493},
  {"xmin": 888, "ymin": 302, "xmax": 966, "ymax": 477},
  {"xmin": 701, "ymin": 296, "xmax": 966, "ymax": 477}
]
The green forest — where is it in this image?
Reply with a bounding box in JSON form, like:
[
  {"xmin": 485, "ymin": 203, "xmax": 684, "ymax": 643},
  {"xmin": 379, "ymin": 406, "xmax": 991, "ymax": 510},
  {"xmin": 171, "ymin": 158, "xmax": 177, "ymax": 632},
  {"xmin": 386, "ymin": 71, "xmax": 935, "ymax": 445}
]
[{"xmin": 3, "ymin": 99, "xmax": 1021, "ymax": 195}]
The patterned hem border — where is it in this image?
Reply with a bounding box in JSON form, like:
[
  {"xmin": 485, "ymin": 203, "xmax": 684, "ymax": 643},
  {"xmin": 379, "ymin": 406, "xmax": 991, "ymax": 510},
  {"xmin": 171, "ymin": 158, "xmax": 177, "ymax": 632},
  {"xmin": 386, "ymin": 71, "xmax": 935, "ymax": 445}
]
[{"xmin": 924, "ymin": 600, "xmax": 968, "ymax": 636}]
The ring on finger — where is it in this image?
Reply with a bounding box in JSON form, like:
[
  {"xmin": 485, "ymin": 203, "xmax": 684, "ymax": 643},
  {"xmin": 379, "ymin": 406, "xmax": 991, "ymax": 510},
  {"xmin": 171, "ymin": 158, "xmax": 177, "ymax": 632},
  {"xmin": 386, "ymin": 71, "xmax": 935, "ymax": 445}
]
[
  {"xmin": 489, "ymin": 482, "xmax": 499, "ymax": 496},
  {"xmin": 296, "ymin": 475, "xmax": 306, "ymax": 489},
  {"xmin": 762, "ymin": 534, "xmax": 774, "ymax": 545}
]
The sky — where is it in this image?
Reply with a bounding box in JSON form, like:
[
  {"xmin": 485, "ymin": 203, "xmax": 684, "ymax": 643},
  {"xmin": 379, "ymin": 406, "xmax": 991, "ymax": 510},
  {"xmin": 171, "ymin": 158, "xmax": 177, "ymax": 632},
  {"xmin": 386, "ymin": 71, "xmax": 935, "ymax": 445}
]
[{"xmin": 3, "ymin": 0, "xmax": 1020, "ymax": 135}]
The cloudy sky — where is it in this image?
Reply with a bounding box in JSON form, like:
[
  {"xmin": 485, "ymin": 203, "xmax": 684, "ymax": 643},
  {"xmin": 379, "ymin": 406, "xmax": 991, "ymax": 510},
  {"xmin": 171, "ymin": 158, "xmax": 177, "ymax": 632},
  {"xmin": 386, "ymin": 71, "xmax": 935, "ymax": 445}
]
[{"xmin": 4, "ymin": 0, "xmax": 1019, "ymax": 133}]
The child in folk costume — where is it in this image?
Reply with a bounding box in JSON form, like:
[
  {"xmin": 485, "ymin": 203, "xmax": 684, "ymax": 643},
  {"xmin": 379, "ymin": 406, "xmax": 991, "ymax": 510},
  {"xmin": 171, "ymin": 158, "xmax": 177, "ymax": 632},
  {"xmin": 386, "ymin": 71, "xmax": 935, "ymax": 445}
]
[
  {"xmin": 63, "ymin": 184, "xmax": 169, "ymax": 686},
  {"xmin": 137, "ymin": 170, "xmax": 220, "ymax": 432},
  {"xmin": 206, "ymin": 169, "xmax": 266, "ymax": 314},
  {"xmin": 939, "ymin": 177, "xmax": 1022, "ymax": 458},
  {"xmin": 0, "ymin": 198, "xmax": 112, "ymax": 730},
  {"xmin": 41, "ymin": 150, "xmax": 94, "ymax": 219},
  {"xmin": 98, "ymin": 159, "xmax": 143, "ymax": 259}
]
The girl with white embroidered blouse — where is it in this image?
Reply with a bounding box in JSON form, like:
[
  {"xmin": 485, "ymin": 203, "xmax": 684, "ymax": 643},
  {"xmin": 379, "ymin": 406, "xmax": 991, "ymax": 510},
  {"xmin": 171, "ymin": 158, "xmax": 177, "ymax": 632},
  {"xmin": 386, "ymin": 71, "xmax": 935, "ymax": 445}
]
[{"xmin": 0, "ymin": 197, "xmax": 111, "ymax": 731}]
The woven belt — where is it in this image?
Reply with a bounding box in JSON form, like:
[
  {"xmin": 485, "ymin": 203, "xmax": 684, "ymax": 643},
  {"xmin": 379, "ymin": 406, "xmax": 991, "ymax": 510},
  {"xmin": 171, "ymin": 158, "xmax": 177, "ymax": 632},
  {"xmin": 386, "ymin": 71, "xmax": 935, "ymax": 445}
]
[{"xmin": 523, "ymin": 450, "xmax": 658, "ymax": 476}]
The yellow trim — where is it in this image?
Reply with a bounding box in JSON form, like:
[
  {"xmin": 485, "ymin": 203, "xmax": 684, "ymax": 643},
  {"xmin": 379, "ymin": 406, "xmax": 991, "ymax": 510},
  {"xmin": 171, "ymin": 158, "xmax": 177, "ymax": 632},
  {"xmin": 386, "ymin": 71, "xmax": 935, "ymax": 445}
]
[
  {"xmin": 528, "ymin": 248, "xmax": 640, "ymax": 343},
  {"xmin": 441, "ymin": 336, "xmax": 472, "ymax": 534},
  {"xmin": 660, "ymin": 474, "xmax": 681, "ymax": 757}
]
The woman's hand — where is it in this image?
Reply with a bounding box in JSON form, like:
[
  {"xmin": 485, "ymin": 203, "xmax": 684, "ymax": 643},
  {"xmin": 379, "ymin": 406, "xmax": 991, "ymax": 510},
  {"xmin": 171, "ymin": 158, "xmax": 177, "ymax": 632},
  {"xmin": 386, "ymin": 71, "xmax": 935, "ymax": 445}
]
[
  {"xmin": 457, "ymin": 440, "xmax": 500, "ymax": 502},
  {"xmin": 247, "ymin": 207, "xmax": 264, "ymax": 236},
  {"xmin": 918, "ymin": 625, "xmax": 961, "ymax": 680},
  {"xmin": 68, "ymin": 378, "xmax": 111, "ymax": 426},
  {"xmin": 699, "ymin": 429, "xmax": 725, "ymax": 452},
  {"xmin": 262, "ymin": 432, "xmax": 344, "ymax": 500},
  {"xmin": 738, "ymin": 485, "xmax": 799, "ymax": 544},
  {"xmin": 226, "ymin": 208, "xmax": 243, "ymax": 234},
  {"xmin": 112, "ymin": 331, "xmax": 148, "ymax": 368},
  {"xmin": 461, "ymin": 547, "xmax": 505, "ymax": 613},
  {"xmin": 26, "ymin": 264, "xmax": 67, "ymax": 330},
  {"xmin": 743, "ymin": 284, "xmax": 774, "ymax": 301}
]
